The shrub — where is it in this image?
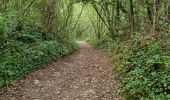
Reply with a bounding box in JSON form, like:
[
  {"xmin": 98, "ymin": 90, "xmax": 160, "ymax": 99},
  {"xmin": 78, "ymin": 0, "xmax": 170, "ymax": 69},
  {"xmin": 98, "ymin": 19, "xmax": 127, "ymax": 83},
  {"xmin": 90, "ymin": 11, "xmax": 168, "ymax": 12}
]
[
  {"xmin": 0, "ymin": 25, "xmax": 77, "ymax": 87},
  {"xmin": 109, "ymin": 33, "xmax": 170, "ymax": 99},
  {"xmin": 89, "ymin": 32, "xmax": 170, "ymax": 99}
]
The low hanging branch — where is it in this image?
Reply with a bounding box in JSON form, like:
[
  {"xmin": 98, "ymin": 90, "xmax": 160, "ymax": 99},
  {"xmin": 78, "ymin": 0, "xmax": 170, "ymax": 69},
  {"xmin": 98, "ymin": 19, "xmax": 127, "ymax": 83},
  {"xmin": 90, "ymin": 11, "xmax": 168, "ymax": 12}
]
[
  {"xmin": 91, "ymin": 1, "xmax": 112, "ymax": 34},
  {"xmin": 71, "ymin": 4, "xmax": 85, "ymax": 32}
]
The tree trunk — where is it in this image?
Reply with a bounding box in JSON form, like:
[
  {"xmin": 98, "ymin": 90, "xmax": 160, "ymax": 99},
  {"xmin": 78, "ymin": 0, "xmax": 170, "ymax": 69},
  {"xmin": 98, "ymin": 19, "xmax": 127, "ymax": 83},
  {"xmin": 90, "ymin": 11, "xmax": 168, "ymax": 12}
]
[
  {"xmin": 168, "ymin": 5, "xmax": 170, "ymax": 23},
  {"xmin": 116, "ymin": 0, "xmax": 120, "ymax": 34},
  {"xmin": 129, "ymin": 0, "xmax": 135, "ymax": 31}
]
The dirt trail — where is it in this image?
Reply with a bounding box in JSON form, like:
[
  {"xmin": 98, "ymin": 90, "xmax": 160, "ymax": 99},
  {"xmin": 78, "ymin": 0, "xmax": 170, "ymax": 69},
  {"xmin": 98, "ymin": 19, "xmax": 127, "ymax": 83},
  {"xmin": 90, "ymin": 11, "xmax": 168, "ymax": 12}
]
[{"xmin": 0, "ymin": 41, "xmax": 119, "ymax": 100}]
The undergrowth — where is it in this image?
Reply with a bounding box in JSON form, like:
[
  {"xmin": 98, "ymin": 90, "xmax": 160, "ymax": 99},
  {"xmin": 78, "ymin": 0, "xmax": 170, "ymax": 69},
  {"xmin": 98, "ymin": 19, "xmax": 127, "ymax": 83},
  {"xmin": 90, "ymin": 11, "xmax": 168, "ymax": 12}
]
[
  {"xmin": 88, "ymin": 33, "xmax": 170, "ymax": 99},
  {"xmin": 0, "ymin": 24, "xmax": 77, "ymax": 87}
]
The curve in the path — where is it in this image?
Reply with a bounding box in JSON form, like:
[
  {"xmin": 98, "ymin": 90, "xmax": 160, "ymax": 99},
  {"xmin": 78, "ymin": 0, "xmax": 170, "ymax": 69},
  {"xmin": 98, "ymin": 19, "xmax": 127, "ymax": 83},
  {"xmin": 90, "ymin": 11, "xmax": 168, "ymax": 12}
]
[{"xmin": 0, "ymin": 41, "xmax": 119, "ymax": 100}]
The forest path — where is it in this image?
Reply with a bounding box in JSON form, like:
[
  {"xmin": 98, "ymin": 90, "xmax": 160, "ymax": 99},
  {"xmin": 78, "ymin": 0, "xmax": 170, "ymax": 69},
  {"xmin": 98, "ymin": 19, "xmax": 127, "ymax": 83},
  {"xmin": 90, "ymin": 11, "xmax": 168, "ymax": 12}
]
[{"xmin": 0, "ymin": 41, "xmax": 119, "ymax": 100}]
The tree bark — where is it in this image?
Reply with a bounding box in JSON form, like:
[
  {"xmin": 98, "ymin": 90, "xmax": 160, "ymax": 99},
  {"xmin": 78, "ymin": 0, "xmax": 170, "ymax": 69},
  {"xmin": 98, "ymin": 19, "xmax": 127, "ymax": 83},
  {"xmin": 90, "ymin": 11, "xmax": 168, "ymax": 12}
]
[{"xmin": 129, "ymin": 0, "xmax": 135, "ymax": 31}]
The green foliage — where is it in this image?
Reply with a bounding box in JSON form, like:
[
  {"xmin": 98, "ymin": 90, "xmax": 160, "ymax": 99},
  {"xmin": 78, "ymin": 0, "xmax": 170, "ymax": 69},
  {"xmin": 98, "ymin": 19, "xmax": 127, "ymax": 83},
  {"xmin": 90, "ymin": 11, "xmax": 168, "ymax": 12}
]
[
  {"xmin": 0, "ymin": 0, "xmax": 77, "ymax": 87},
  {"xmin": 120, "ymin": 35, "xmax": 170, "ymax": 99},
  {"xmin": 0, "ymin": 25, "xmax": 77, "ymax": 87},
  {"xmin": 87, "ymin": 34, "xmax": 111, "ymax": 49},
  {"xmin": 80, "ymin": 0, "xmax": 170, "ymax": 99},
  {"xmin": 1, "ymin": 0, "xmax": 170, "ymax": 99},
  {"xmin": 89, "ymin": 32, "xmax": 170, "ymax": 99}
]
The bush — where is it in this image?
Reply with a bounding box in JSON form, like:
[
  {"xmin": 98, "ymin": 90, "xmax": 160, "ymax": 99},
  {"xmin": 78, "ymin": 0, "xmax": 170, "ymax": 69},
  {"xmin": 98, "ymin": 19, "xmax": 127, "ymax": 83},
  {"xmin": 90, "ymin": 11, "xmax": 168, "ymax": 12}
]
[
  {"xmin": 89, "ymin": 32, "xmax": 170, "ymax": 99},
  {"xmin": 109, "ymin": 33, "xmax": 170, "ymax": 99},
  {"xmin": 87, "ymin": 34, "xmax": 111, "ymax": 49},
  {"xmin": 0, "ymin": 25, "xmax": 77, "ymax": 87}
]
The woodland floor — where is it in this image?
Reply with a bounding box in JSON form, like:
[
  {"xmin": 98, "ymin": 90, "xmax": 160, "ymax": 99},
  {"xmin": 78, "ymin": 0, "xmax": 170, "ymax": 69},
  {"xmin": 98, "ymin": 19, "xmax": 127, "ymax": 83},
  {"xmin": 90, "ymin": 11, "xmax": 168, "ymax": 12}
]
[{"xmin": 0, "ymin": 41, "xmax": 119, "ymax": 100}]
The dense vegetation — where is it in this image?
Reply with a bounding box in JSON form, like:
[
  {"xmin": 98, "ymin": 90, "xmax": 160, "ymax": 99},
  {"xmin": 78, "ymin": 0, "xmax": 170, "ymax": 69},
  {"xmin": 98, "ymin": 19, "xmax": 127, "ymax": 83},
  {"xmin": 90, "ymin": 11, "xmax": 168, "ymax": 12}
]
[
  {"xmin": 74, "ymin": 0, "xmax": 170, "ymax": 99},
  {"xmin": 0, "ymin": 0, "xmax": 77, "ymax": 87},
  {"xmin": 1, "ymin": 0, "xmax": 170, "ymax": 99}
]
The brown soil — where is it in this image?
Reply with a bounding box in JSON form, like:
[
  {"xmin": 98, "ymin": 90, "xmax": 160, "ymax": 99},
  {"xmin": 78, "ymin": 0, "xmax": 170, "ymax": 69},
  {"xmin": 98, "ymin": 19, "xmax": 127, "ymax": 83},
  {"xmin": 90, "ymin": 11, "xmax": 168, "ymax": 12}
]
[{"xmin": 0, "ymin": 41, "xmax": 119, "ymax": 100}]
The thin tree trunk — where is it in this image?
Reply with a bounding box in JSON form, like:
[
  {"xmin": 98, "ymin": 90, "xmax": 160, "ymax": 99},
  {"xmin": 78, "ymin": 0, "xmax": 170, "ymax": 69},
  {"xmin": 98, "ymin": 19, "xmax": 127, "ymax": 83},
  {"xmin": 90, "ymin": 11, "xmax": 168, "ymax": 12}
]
[
  {"xmin": 92, "ymin": 2, "xmax": 111, "ymax": 34},
  {"xmin": 116, "ymin": 0, "xmax": 120, "ymax": 33},
  {"xmin": 153, "ymin": 0, "xmax": 156, "ymax": 31},
  {"xmin": 168, "ymin": 2, "xmax": 170, "ymax": 23},
  {"xmin": 71, "ymin": 5, "xmax": 85, "ymax": 32},
  {"xmin": 130, "ymin": 0, "xmax": 135, "ymax": 31},
  {"xmin": 16, "ymin": 0, "xmax": 35, "ymax": 31}
]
